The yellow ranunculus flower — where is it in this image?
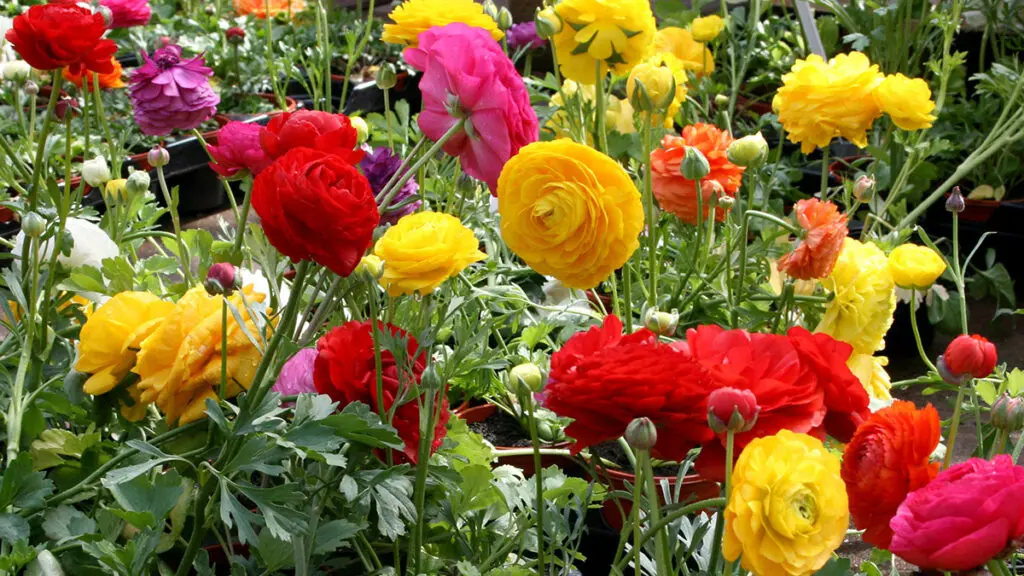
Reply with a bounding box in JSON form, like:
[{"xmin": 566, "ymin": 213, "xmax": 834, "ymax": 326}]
[
  {"xmin": 497, "ymin": 139, "xmax": 644, "ymax": 289},
  {"xmin": 134, "ymin": 285, "xmax": 267, "ymax": 426},
  {"xmin": 627, "ymin": 61, "xmax": 676, "ymax": 111},
  {"xmin": 374, "ymin": 211, "xmax": 486, "ymax": 297},
  {"xmin": 888, "ymin": 243, "xmax": 946, "ymax": 290},
  {"xmin": 552, "ymin": 0, "xmax": 657, "ymax": 85},
  {"xmin": 690, "ymin": 15, "xmax": 725, "ymax": 43},
  {"xmin": 816, "ymin": 238, "xmax": 896, "ymax": 354},
  {"xmin": 847, "ymin": 352, "xmax": 892, "ymax": 410},
  {"xmin": 724, "ymin": 430, "xmax": 849, "ymax": 576},
  {"xmin": 774, "ymin": 52, "xmax": 884, "ymax": 153},
  {"xmin": 547, "ymin": 81, "xmax": 637, "ymax": 140},
  {"xmin": 76, "ymin": 291, "xmax": 175, "ymax": 421},
  {"xmin": 606, "ymin": 95, "xmax": 636, "ymax": 135},
  {"xmin": 654, "ymin": 27, "xmax": 714, "ymax": 76},
  {"xmin": 381, "ymin": 0, "xmax": 502, "ymax": 47},
  {"xmin": 103, "ymin": 179, "xmax": 127, "ymax": 203},
  {"xmin": 874, "ymin": 73, "xmax": 936, "ymax": 131}
]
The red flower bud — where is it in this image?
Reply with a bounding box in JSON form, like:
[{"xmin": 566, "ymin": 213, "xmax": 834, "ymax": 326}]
[
  {"xmin": 204, "ymin": 262, "xmax": 238, "ymax": 295},
  {"xmin": 54, "ymin": 96, "xmax": 81, "ymax": 121},
  {"xmin": 226, "ymin": 27, "xmax": 245, "ymax": 43},
  {"xmin": 942, "ymin": 334, "xmax": 997, "ymax": 380},
  {"xmin": 707, "ymin": 387, "xmax": 760, "ymax": 434}
]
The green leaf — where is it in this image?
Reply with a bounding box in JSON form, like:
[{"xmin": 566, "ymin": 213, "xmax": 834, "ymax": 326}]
[
  {"xmin": 447, "ymin": 418, "xmax": 494, "ymax": 472},
  {"xmin": 223, "ymin": 435, "xmax": 287, "ymax": 476},
  {"xmin": 108, "ymin": 468, "xmax": 185, "ymax": 528},
  {"xmin": 367, "ymin": 473, "xmax": 415, "ymax": 540},
  {"xmin": 0, "ymin": 513, "xmax": 30, "ymax": 543},
  {"xmin": 452, "ymin": 465, "xmax": 503, "ymax": 515},
  {"xmin": 0, "ymin": 540, "xmax": 36, "ymax": 573},
  {"xmin": 30, "ymin": 428, "xmax": 102, "ymax": 470},
  {"xmin": 293, "ymin": 394, "xmax": 337, "ymax": 424},
  {"xmin": 235, "ymin": 482, "xmax": 309, "ymax": 543},
  {"xmin": 1006, "ymin": 368, "xmax": 1024, "ymax": 397},
  {"xmin": 324, "ymin": 403, "xmax": 403, "ymax": 449},
  {"xmin": 814, "ymin": 557, "xmax": 852, "ymax": 576},
  {"xmin": 67, "ymin": 265, "xmax": 108, "ymax": 294},
  {"xmin": 253, "ymin": 529, "xmax": 294, "ymax": 572},
  {"xmin": 313, "ymin": 519, "xmax": 364, "ymax": 555},
  {"xmin": 42, "ymin": 505, "xmax": 97, "ymax": 542},
  {"xmin": 977, "ymin": 263, "xmax": 1017, "ymax": 308},
  {"xmin": 219, "ymin": 479, "xmax": 260, "ymax": 545},
  {"xmin": 0, "ymin": 452, "xmax": 54, "ymax": 509},
  {"xmin": 976, "ymin": 379, "xmax": 998, "ymax": 405},
  {"xmin": 101, "ymin": 440, "xmax": 190, "ymax": 487},
  {"xmin": 101, "ymin": 256, "xmax": 136, "ymax": 293}
]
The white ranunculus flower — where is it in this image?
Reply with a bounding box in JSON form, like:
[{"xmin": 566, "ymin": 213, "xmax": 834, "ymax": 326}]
[
  {"xmin": 240, "ymin": 268, "xmax": 291, "ymax": 306},
  {"xmin": 13, "ymin": 217, "xmax": 118, "ymax": 270},
  {"xmin": 81, "ymin": 157, "xmax": 111, "ymax": 188},
  {"xmin": 0, "ymin": 17, "xmax": 14, "ymax": 64},
  {"xmin": 2, "ymin": 60, "xmax": 30, "ymax": 82}
]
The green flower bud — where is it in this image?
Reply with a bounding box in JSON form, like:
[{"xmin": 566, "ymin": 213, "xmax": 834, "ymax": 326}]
[
  {"xmin": 126, "ymin": 170, "xmax": 151, "ymax": 197},
  {"xmin": 991, "ymin": 394, "xmax": 1024, "ymax": 432},
  {"xmin": 726, "ymin": 133, "xmax": 769, "ymax": 168},
  {"xmin": 714, "ymin": 94, "xmax": 729, "ymax": 108},
  {"xmin": 350, "ymin": 116, "xmax": 370, "ymax": 144},
  {"xmin": 497, "ymin": 6, "xmax": 513, "ymax": 31},
  {"xmin": 643, "ymin": 307, "xmax": 678, "ymax": 336},
  {"xmin": 680, "ymin": 146, "xmax": 711, "ymax": 180},
  {"xmin": 22, "ymin": 211, "xmax": 45, "ymax": 238},
  {"xmin": 534, "ymin": 7, "xmax": 562, "ymax": 38},
  {"xmin": 624, "ymin": 417, "xmax": 657, "ymax": 451},
  {"xmin": 481, "ymin": 0, "xmax": 499, "ymax": 21},
  {"xmin": 376, "ymin": 63, "xmax": 397, "ymax": 90},
  {"xmin": 510, "ymin": 362, "xmax": 545, "ymax": 393}
]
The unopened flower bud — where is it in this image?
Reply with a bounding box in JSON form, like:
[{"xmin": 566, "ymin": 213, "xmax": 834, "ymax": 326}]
[
  {"xmin": 54, "ymin": 97, "xmax": 80, "ymax": 121},
  {"xmin": 714, "ymin": 94, "xmax": 729, "ymax": 108},
  {"xmin": 103, "ymin": 179, "xmax": 127, "ymax": 203},
  {"xmin": 946, "ymin": 186, "xmax": 965, "ymax": 213},
  {"xmin": 534, "ymin": 7, "xmax": 562, "ymax": 38},
  {"xmin": 481, "ymin": 0, "xmax": 499, "ymax": 22},
  {"xmin": 96, "ymin": 5, "xmax": 113, "ymax": 27},
  {"xmin": 624, "ymin": 417, "xmax": 657, "ymax": 451},
  {"xmin": 628, "ymin": 78, "xmax": 653, "ymax": 113},
  {"xmin": 943, "ymin": 334, "xmax": 997, "ymax": 380},
  {"xmin": 991, "ymin": 394, "xmax": 1024, "ymax": 432},
  {"xmin": 350, "ymin": 116, "xmax": 369, "ymax": 144},
  {"xmin": 204, "ymin": 4, "xmax": 215, "ymax": 14},
  {"xmin": 627, "ymin": 63, "xmax": 675, "ymax": 112},
  {"xmin": 147, "ymin": 146, "xmax": 170, "ymax": 168},
  {"xmin": 726, "ymin": 133, "xmax": 768, "ymax": 168},
  {"xmin": 226, "ymin": 27, "xmax": 246, "ymax": 44},
  {"xmin": 126, "ymin": 170, "xmax": 151, "ymax": 197},
  {"xmin": 23, "ymin": 80, "xmax": 39, "ymax": 96},
  {"xmin": 853, "ymin": 175, "xmax": 874, "ymax": 201},
  {"xmin": 681, "ymin": 146, "xmax": 711, "ymax": 180},
  {"xmin": 22, "ymin": 212, "xmax": 45, "ymax": 238},
  {"xmin": 81, "ymin": 156, "xmax": 111, "ymax": 188},
  {"xmin": 707, "ymin": 387, "xmax": 759, "ymax": 434},
  {"xmin": 2, "ymin": 60, "xmax": 31, "ymax": 83},
  {"xmin": 716, "ymin": 194, "xmax": 735, "ymax": 209},
  {"xmin": 643, "ymin": 308, "xmax": 678, "ymax": 336},
  {"xmin": 204, "ymin": 262, "xmax": 239, "ymax": 296},
  {"xmin": 355, "ymin": 254, "xmax": 384, "ymax": 280},
  {"xmin": 509, "ymin": 362, "xmax": 544, "ymax": 394},
  {"xmin": 376, "ymin": 63, "xmax": 397, "ymax": 90},
  {"xmin": 497, "ymin": 6, "xmax": 513, "ymax": 31}
]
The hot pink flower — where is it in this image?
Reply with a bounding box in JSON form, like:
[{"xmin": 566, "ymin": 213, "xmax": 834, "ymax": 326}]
[
  {"xmin": 208, "ymin": 121, "xmax": 270, "ymax": 178},
  {"xmin": 403, "ymin": 22, "xmax": 538, "ymax": 194},
  {"xmin": 100, "ymin": 0, "xmax": 151, "ymax": 28},
  {"xmin": 890, "ymin": 455, "xmax": 1024, "ymax": 571}
]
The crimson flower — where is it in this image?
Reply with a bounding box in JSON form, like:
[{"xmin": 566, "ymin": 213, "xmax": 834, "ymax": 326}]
[
  {"xmin": 260, "ymin": 110, "xmax": 364, "ymax": 164},
  {"xmin": 5, "ymin": 3, "xmax": 117, "ymax": 74}
]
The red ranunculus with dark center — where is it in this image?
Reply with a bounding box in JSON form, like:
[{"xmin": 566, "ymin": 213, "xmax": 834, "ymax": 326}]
[
  {"xmin": 251, "ymin": 148, "xmax": 378, "ymax": 277},
  {"xmin": 787, "ymin": 326, "xmax": 870, "ymax": 442},
  {"xmin": 313, "ymin": 320, "xmax": 449, "ymax": 464},
  {"xmin": 943, "ymin": 334, "xmax": 998, "ymax": 380},
  {"xmin": 5, "ymin": 3, "xmax": 117, "ymax": 75},
  {"xmin": 544, "ymin": 315, "xmax": 713, "ymax": 460},
  {"xmin": 260, "ymin": 110, "xmax": 364, "ymax": 164}
]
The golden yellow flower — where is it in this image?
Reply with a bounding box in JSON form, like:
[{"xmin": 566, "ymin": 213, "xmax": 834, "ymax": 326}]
[
  {"xmin": 847, "ymin": 352, "xmax": 892, "ymax": 408},
  {"xmin": 654, "ymin": 27, "xmax": 714, "ymax": 76},
  {"xmin": 134, "ymin": 285, "xmax": 267, "ymax": 426},
  {"xmin": 816, "ymin": 238, "xmax": 896, "ymax": 354},
  {"xmin": 627, "ymin": 60, "xmax": 676, "ymax": 111},
  {"xmin": 724, "ymin": 430, "xmax": 849, "ymax": 576},
  {"xmin": 630, "ymin": 52, "xmax": 689, "ymax": 127},
  {"xmin": 76, "ymin": 291, "xmax": 175, "ymax": 421},
  {"xmin": 103, "ymin": 179, "xmax": 127, "ymax": 203},
  {"xmin": 374, "ymin": 211, "xmax": 486, "ymax": 297},
  {"xmin": 498, "ymin": 139, "xmax": 644, "ymax": 289},
  {"xmin": 887, "ymin": 243, "xmax": 946, "ymax": 290},
  {"xmin": 381, "ymin": 0, "xmax": 502, "ymax": 47},
  {"xmin": 774, "ymin": 52, "xmax": 884, "ymax": 153},
  {"xmin": 690, "ymin": 15, "xmax": 725, "ymax": 43},
  {"xmin": 552, "ymin": 0, "xmax": 657, "ymax": 85},
  {"xmin": 874, "ymin": 74, "xmax": 936, "ymax": 131},
  {"xmin": 233, "ymin": 0, "xmax": 305, "ymax": 18}
]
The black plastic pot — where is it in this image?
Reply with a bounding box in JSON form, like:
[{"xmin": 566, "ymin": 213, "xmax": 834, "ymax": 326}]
[{"xmin": 882, "ymin": 299, "xmax": 935, "ymax": 359}]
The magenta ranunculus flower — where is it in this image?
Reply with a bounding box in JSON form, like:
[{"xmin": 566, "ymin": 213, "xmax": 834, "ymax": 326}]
[
  {"xmin": 507, "ymin": 22, "xmax": 545, "ymax": 52},
  {"xmin": 208, "ymin": 121, "xmax": 270, "ymax": 179},
  {"xmin": 273, "ymin": 348, "xmax": 318, "ymax": 397},
  {"xmin": 359, "ymin": 147, "xmax": 420, "ymax": 225},
  {"xmin": 129, "ymin": 44, "xmax": 220, "ymax": 136},
  {"xmin": 403, "ymin": 22, "xmax": 538, "ymax": 194},
  {"xmin": 890, "ymin": 455, "xmax": 1024, "ymax": 571},
  {"xmin": 100, "ymin": 0, "xmax": 151, "ymax": 29}
]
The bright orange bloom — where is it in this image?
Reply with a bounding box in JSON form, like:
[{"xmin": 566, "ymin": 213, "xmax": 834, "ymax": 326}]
[
  {"xmin": 841, "ymin": 401, "xmax": 940, "ymax": 549},
  {"xmin": 650, "ymin": 123, "xmax": 745, "ymax": 225},
  {"xmin": 777, "ymin": 198, "xmax": 848, "ymax": 280},
  {"xmin": 233, "ymin": 0, "xmax": 305, "ymax": 18},
  {"xmin": 62, "ymin": 57, "xmax": 125, "ymax": 90}
]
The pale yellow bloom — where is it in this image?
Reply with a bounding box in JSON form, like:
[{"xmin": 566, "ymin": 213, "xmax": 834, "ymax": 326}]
[
  {"xmin": 816, "ymin": 238, "xmax": 896, "ymax": 354},
  {"xmin": 690, "ymin": 15, "xmax": 725, "ymax": 43},
  {"xmin": 848, "ymin": 352, "xmax": 893, "ymax": 410}
]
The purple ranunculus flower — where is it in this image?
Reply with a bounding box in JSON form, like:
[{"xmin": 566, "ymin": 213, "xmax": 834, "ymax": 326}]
[
  {"xmin": 359, "ymin": 147, "xmax": 421, "ymax": 225},
  {"xmin": 273, "ymin": 348, "xmax": 318, "ymax": 396},
  {"xmin": 129, "ymin": 44, "xmax": 219, "ymax": 136},
  {"xmin": 507, "ymin": 22, "xmax": 545, "ymax": 52}
]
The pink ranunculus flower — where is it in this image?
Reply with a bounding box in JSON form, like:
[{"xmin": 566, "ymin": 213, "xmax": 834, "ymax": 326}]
[
  {"xmin": 208, "ymin": 121, "xmax": 270, "ymax": 179},
  {"xmin": 403, "ymin": 22, "xmax": 538, "ymax": 195},
  {"xmin": 129, "ymin": 44, "xmax": 219, "ymax": 136},
  {"xmin": 890, "ymin": 455, "xmax": 1024, "ymax": 571},
  {"xmin": 100, "ymin": 0, "xmax": 151, "ymax": 29},
  {"xmin": 273, "ymin": 348, "xmax": 318, "ymax": 397}
]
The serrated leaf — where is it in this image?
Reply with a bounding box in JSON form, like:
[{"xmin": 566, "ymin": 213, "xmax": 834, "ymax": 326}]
[
  {"xmin": 0, "ymin": 513, "xmax": 30, "ymax": 543},
  {"xmin": 101, "ymin": 441, "xmax": 189, "ymax": 488},
  {"xmin": 324, "ymin": 403, "xmax": 403, "ymax": 449},
  {"xmin": 219, "ymin": 479, "xmax": 260, "ymax": 545},
  {"xmin": 313, "ymin": 519, "xmax": 364, "ymax": 555},
  {"xmin": 976, "ymin": 380, "xmax": 998, "ymax": 405},
  {"xmin": 108, "ymin": 468, "xmax": 184, "ymax": 527},
  {"xmin": 0, "ymin": 453, "xmax": 54, "ymax": 509},
  {"xmin": 68, "ymin": 266, "xmax": 107, "ymax": 294},
  {"xmin": 253, "ymin": 529, "xmax": 293, "ymax": 572},
  {"xmin": 42, "ymin": 505, "xmax": 97, "ymax": 542},
  {"xmin": 338, "ymin": 476, "xmax": 357, "ymax": 501},
  {"xmin": 281, "ymin": 421, "xmax": 345, "ymax": 454},
  {"xmin": 370, "ymin": 475, "xmax": 415, "ymax": 540},
  {"xmin": 223, "ymin": 435, "xmax": 286, "ymax": 476},
  {"xmin": 293, "ymin": 394, "xmax": 338, "ymax": 424},
  {"xmin": 235, "ymin": 482, "xmax": 308, "ymax": 542},
  {"xmin": 31, "ymin": 428, "xmax": 102, "ymax": 470},
  {"xmin": 452, "ymin": 465, "xmax": 503, "ymax": 515}
]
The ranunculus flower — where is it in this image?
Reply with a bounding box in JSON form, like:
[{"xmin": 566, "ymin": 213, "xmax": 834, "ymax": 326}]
[
  {"xmin": 359, "ymin": 147, "xmax": 420, "ymax": 225},
  {"xmin": 847, "ymin": 352, "xmax": 893, "ymax": 410},
  {"xmin": 208, "ymin": 121, "xmax": 270, "ymax": 179},
  {"xmin": 777, "ymin": 199, "xmax": 848, "ymax": 280},
  {"xmin": 551, "ymin": 0, "xmax": 656, "ymax": 84},
  {"xmin": 651, "ymin": 124, "xmax": 745, "ymax": 225},
  {"xmin": 874, "ymin": 73, "xmax": 936, "ymax": 131},
  {"xmin": 654, "ymin": 27, "xmax": 714, "ymax": 76},
  {"xmin": 724, "ymin": 430, "xmax": 848, "ymax": 576},
  {"xmin": 507, "ymin": 22, "xmax": 545, "ymax": 52},
  {"xmin": 372, "ymin": 211, "xmax": 486, "ymax": 297},
  {"xmin": 4, "ymin": 3, "xmax": 116, "ymax": 75},
  {"xmin": 816, "ymin": 238, "xmax": 896, "ymax": 355},
  {"xmin": 252, "ymin": 148, "xmax": 378, "ymax": 278},
  {"xmin": 129, "ymin": 44, "xmax": 219, "ymax": 136},
  {"xmin": 891, "ymin": 455, "xmax": 1024, "ymax": 571},
  {"xmin": 314, "ymin": 321, "xmax": 449, "ymax": 463},
  {"xmin": 273, "ymin": 348, "xmax": 317, "ymax": 396},
  {"xmin": 887, "ymin": 243, "xmax": 946, "ymax": 290},
  {"xmin": 13, "ymin": 217, "xmax": 118, "ymax": 270},
  {"xmin": 842, "ymin": 401, "xmax": 940, "ymax": 550},
  {"xmin": 544, "ymin": 315, "xmax": 714, "ymax": 460},
  {"xmin": 381, "ymin": 0, "xmax": 502, "ymax": 47},
  {"xmin": 403, "ymin": 23, "xmax": 538, "ymax": 193},
  {"xmin": 63, "ymin": 57, "xmax": 125, "ymax": 90},
  {"xmin": 76, "ymin": 291, "xmax": 175, "ymax": 420},
  {"xmin": 690, "ymin": 15, "xmax": 724, "ymax": 43},
  {"xmin": 233, "ymin": 0, "xmax": 306, "ymax": 18},
  {"xmin": 942, "ymin": 334, "xmax": 998, "ymax": 380},
  {"xmin": 787, "ymin": 326, "xmax": 871, "ymax": 441},
  {"xmin": 100, "ymin": 0, "xmax": 151, "ymax": 28},
  {"xmin": 260, "ymin": 110, "xmax": 364, "ymax": 164},
  {"xmin": 707, "ymin": 387, "xmax": 759, "ymax": 433},
  {"xmin": 498, "ymin": 139, "xmax": 644, "ymax": 289}
]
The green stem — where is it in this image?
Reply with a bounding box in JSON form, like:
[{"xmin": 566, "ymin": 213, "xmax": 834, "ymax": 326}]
[
  {"xmin": 593, "ymin": 62, "xmax": 608, "ymax": 154},
  {"xmin": 722, "ymin": 431, "xmax": 735, "ymax": 575},
  {"xmin": 409, "ymin": 387, "xmax": 438, "ymax": 575},
  {"xmin": 944, "ymin": 383, "xmax": 967, "ymax": 469},
  {"xmin": 819, "ymin": 146, "xmax": 830, "ymax": 198},
  {"xmin": 26, "ymin": 74, "xmax": 62, "ymax": 212},
  {"xmin": 639, "ymin": 450, "xmax": 670, "ymax": 576},
  {"xmin": 92, "ymin": 74, "xmax": 119, "ymax": 174},
  {"xmin": 377, "ymin": 120, "xmax": 464, "ymax": 211},
  {"xmin": 642, "ymin": 123, "xmax": 657, "ymax": 307},
  {"xmin": 610, "ymin": 498, "xmax": 726, "ymax": 575},
  {"xmin": 4, "ymin": 330, "xmax": 34, "ymax": 463},
  {"xmin": 383, "ymin": 87, "xmax": 394, "ymax": 150},
  {"xmin": 909, "ymin": 289, "xmax": 938, "ymax": 373},
  {"xmin": 155, "ymin": 165, "xmax": 194, "ymax": 286},
  {"xmin": 952, "ymin": 212, "xmax": 968, "ymax": 333},
  {"xmin": 526, "ymin": 395, "xmax": 546, "ymax": 574}
]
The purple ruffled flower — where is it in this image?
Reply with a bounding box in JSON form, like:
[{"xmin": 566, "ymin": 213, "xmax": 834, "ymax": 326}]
[
  {"xmin": 272, "ymin": 348, "xmax": 318, "ymax": 397},
  {"xmin": 129, "ymin": 44, "xmax": 219, "ymax": 136},
  {"xmin": 507, "ymin": 22, "xmax": 545, "ymax": 52},
  {"xmin": 359, "ymin": 147, "xmax": 421, "ymax": 225}
]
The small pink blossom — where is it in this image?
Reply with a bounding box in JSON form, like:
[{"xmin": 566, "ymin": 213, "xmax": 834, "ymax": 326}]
[
  {"xmin": 208, "ymin": 121, "xmax": 270, "ymax": 179},
  {"xmin": 100, "ymin": 0, "xmax": 151, "ymax": 29}
]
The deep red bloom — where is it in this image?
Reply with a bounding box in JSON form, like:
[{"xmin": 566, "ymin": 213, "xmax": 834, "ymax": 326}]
[
  {"xmin": 260, "ymin": 110, "xmax": 364, "ymax": 164},
  {"xmin": 313, "ymin": 321, "xmax": 449, "ymax": 464},
  {"xmin": 787, "ymin": 326, "xmax": 870, "ymax": 442},
  {"xmin": 776, "ymin": 198, "xmax": 848, "ymax": 280},
  {"xmin": 842, "ymin": 401, "xmax": 940, "ymax": 550},
  {"xmin": 544, "ymin": 315, "xmax": 713, "ymax": 460},
  {"xmin": 5, "ymin": 3, "xmax": 117, "ymax": 75},
  {"xmin": 707, "ymin": 387, "xmax": 759, "ymax": 433},
  {"xmin": 251, "ymin": 148, "xmax": 378, "ymax": 277},
  {"xmin": 943, "ymin": 334, "xmax": 998, "ymax": 380}
]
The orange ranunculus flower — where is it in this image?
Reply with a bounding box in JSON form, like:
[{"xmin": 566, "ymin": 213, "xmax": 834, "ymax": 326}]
[
  {"xmin": 777, "ymin": 198, "xmax": 848, "ymax": 280},
  {"xmin": 841, "ymin": 401, "xmax": 940, "ymax": 550},
  {"xmin": 62, "ymin": 57, "xmax": 125, "ymax": 90},
  {"xmin": 650, "ymin": 123, "xmax": 745, "ymax": 225},
  {"xmin": 233, "ymin": 0, "xmax": 305, "ymax": 18}
]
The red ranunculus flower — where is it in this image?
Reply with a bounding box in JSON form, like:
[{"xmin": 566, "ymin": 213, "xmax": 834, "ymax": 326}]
[
  {"xmin": 787, "ymin": 326, "xmax": 870, "ymax": 442},
  {"xmin": 943, "ymin": 334, "xmax": 998, "ymax": 380},
  {"xmin": 842, "ymin": 401, "xmax": 940, "ymax": 550},
  {"xmin": 260, "ymin": 110, "xmax": 364, "ymax": 164},
  {"xmin": 251, "ymin": 148, "xmax": 378, "ymax": 277},
  {"xmin": 777, "ymin": 198, "xmax": 848, "ymax": 280},
  {"xmin": 544, "ymin": 315, "xmax": 713, "ymax": 460},
  {"xmin": 313, "ymin": 320, "xmax": 449, "ymax": 463},
  {"xmin": 5, "ymin": 3, "xmax": 117, "ymax": 75}
]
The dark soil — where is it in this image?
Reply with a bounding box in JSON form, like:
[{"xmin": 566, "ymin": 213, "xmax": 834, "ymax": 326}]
[
  {"xmin": 590, "ymin": 442, "xmax": 683, "ymax": 477},
  {"xmin": 468, "ymin": 408, "xmax": 554, "ymax": 448}
]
